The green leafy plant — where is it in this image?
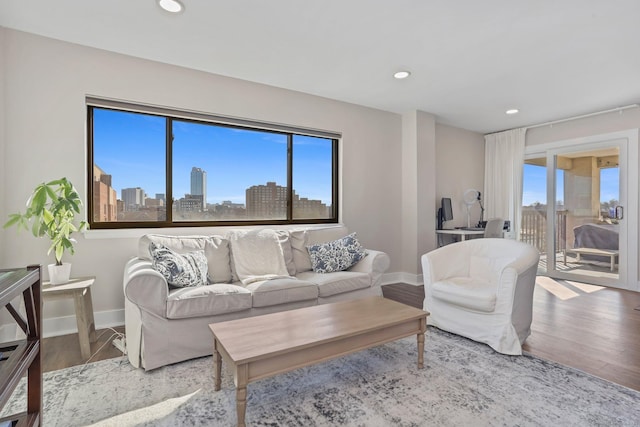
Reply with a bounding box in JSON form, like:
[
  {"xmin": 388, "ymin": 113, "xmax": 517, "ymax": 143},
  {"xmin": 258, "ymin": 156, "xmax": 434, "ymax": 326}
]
[{"xmin": 4, "ymin": 178, "xmax": 89, "ymax": 265}]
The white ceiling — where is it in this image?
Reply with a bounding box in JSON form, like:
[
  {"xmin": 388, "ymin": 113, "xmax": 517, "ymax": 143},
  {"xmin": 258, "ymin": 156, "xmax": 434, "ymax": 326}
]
[{"xmin": 1, "ymin": 0, "xmax": 639, "ymax": 134}]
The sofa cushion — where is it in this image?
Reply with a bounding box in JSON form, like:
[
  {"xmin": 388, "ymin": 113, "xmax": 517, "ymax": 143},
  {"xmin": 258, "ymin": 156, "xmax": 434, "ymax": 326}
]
[
  {"xmin": 205, "ymin": 236, "xmax": 233, "ymax": 283},
  {"xmin": 229, "ymin": 229, "xmax": 291, "ymax": 285},
  {"xmin": 277, "ymin": 231, "xmax": 297, "ymax": 276},
  {"xmin": 290, "ymin": 229, "xmax": 311, "ymax": 272},
  {"xmin": 296, "ymin": 270, "xmax": 370, "ymax": 298},
  {"xmin": 166, "ymin": 284, "xmax": 252, "ymax": 319},
  {"xmin": 244, "ymin": 278, "xmax": 318, "ymax": 308},
  {"xmin": 150, "ymin": 243, "xmax": 208, "ymax": 288},
  {"xmin": 290, "ymin": 225, "xmax": 349, "ymax": 273},
  {"xmin": 431, "ymin": 277, "xmax": 497, "ymax": 312},
  {"xmin": 307, "ymin": 233, "xmax": 366, "ymax": 273},
  {"xmin": 139, "ymin": 234, "xmax": 232, "ymax": 284}
]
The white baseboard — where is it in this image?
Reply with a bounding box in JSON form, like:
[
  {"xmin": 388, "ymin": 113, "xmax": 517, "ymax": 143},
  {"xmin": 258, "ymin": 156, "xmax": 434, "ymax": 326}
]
[{"xmin": 0, "ymin": 309, "xmax": 125, "ymax": 340}]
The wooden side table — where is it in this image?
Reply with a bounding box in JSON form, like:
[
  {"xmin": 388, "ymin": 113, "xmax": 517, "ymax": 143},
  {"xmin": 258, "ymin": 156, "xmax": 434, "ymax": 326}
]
[{"xmin": 42, "ymin": 277, "xmax": 97, "ymax": 359}]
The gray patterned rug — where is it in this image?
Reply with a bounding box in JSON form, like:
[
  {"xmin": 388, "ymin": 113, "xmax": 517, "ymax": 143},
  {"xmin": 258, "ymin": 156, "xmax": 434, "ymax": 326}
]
[{"xmin": 3, "ymin": 327, "xmax": 639, "ymax": 426}]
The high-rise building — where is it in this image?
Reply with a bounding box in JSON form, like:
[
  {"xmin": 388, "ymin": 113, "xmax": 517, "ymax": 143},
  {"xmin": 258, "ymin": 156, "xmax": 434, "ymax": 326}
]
[
  {"xmin": 190, "ymin": 167, "xmax": 206, "ymax": 210},
  {"xmin": 93, "ymin": 165, "xmax": 117, "ymax": 222},
  {"xmin": 246, "ymin": 182, "xmax": 287, "ymax": 219},
  {"xmin": 245, "ymin": 182, "xmax": 328, "ymax": 219},
  {"xmin": 121, "ymin": 187, "xmax": 145, "ymax": 211}
]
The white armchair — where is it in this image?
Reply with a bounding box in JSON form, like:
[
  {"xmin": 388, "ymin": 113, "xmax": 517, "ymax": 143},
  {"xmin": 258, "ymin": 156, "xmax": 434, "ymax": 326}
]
[{"xmin": 421, "ymin": 238, "xmax": 540, "ymax": 355}]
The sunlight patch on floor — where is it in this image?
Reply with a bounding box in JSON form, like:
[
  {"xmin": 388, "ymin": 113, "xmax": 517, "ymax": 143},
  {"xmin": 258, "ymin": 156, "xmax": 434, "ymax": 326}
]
[
  {"xmin": 88, "ymin": 389, "xmax": 201, "ymax": 427},
  {"xmin": 536, "ymin": 276, "xmax": 579, "ymax": 300},
  {"xmin": 564, "ymin": 281, "xmax": 605, "ymax": 293}
]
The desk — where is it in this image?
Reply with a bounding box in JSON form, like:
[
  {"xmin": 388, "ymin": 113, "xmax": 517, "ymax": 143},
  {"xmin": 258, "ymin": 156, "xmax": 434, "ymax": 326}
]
[
  {"xmin": 42, "ymin": 277, "xmax": 97, "ymax": 359},
  {"xmin": 436, "ymin": 228, "xmax": 485, "ymax": 241}
]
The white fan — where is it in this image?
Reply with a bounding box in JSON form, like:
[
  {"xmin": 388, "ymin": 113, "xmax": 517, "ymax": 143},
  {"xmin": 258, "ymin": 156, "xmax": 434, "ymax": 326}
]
[{"xmin": 463, "ymin": 189, "xmax": 481, "ymax": 227}]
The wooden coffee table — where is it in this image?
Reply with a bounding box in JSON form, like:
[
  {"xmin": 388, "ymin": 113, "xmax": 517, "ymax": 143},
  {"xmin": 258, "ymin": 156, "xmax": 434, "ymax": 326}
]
[{"xmin": 209, "ymin": 296, "xmax": 428, "ymax": 427}]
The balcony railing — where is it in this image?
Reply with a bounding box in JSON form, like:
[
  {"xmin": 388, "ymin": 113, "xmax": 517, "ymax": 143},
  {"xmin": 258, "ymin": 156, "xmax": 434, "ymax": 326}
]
[{"xmin": 520, "ymin": 208, "xmax": 567, "ymax": 254}]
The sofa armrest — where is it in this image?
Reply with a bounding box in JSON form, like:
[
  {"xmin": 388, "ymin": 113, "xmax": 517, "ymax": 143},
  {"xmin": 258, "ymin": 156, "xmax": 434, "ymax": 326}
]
[
  {"xmin": 123, "ymin": 258, "xmax": 168, "ymax": 317},
  {"xmin": 348, "ymin": 249, "xmax": 390, "ymax": 287}
]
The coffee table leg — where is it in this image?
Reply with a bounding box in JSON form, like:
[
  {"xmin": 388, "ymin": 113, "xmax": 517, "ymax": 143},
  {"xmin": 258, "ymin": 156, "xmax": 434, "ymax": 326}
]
[
  {"xmin": 236, "ymin": 365, "xmax": 248, "ymax": 427},
  {"xmin": 213, "ymin": 340, "xmax": 222, "ymax": 391}
]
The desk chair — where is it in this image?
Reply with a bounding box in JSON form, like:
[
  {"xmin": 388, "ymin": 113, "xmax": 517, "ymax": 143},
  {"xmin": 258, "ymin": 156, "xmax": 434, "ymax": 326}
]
[{"xmin": 484, "ymin": 218, "xmax": 505, "ymax": 238}]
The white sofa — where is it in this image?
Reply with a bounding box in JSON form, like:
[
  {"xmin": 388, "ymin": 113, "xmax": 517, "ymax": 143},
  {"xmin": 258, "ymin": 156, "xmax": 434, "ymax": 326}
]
[
  {"xmin": 421, "ymin": 238, "xmax": 539, "ymax": 355},
  {"xmin": 123, "ymin": 225, "xmax": 390, "ymax": 370}
]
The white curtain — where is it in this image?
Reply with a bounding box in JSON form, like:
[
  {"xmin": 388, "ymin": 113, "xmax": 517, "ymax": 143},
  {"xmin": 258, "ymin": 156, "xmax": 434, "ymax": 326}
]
[{"xmin": 484, "ymin": 128, "xmax": 526, "ymax": 239}]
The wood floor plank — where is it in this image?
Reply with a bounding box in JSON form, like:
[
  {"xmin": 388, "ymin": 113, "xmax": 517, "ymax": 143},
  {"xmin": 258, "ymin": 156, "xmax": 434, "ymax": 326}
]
[
  {"xmin": 44, "ymin": 283, "xmax": 640, "ymax": 392},
  {"xmin": 383, "ymin": 281, "xmax": 640, "ymax": 392},
  {"xmin": 42, "ymin": 326, "xmax": 125, "ymax": 373}
]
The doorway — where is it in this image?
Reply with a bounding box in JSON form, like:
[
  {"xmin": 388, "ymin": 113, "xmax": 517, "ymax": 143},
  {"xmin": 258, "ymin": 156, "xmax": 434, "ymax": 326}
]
[{"xmin": 522, "ymin": 132, "xmax": 637, "ymax": 290}]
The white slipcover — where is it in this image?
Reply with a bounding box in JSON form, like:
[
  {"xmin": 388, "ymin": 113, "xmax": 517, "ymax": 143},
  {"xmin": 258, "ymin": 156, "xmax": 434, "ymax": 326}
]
[{"xmin": 421, "ymin": 238, "xmax": 540, "ymax": 355}]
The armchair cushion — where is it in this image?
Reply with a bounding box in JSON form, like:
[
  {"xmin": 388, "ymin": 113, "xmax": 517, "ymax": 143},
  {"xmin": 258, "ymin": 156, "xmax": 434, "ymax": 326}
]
[
  {"xmin": 431, "ymin": 277, "xmax": 496, "ymax": 312},
  {"xmin": 469, "ymin": 255, "xmax": 512, "ymax": 283}
]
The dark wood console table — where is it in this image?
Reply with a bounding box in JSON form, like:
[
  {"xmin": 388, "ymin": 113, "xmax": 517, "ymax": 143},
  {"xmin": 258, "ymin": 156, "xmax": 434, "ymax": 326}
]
[{"xmin": 0, "ymin": 265, "xmax": 43, "ymax": 426}]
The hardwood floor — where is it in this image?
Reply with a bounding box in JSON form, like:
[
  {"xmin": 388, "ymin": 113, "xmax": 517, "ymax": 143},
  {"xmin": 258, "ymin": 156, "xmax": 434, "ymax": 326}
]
[
  {"xmin": 382, "ymin": 281, "xmax": 640, "ymax": 391},
  {"xmin": 44, "ymin": 283, "xmax": 640, "ymax": 392},
  {"xmin": 42, "ymin": 326, "xmax": 125, "ymax": 373}
]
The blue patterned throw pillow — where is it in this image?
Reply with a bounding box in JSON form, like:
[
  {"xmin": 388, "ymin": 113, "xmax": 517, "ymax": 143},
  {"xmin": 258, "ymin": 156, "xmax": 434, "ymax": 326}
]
[
  {"xmin": 307, "ymin": 233, "xmax": 366, "ymax": 274},
  {"xmin": 149, "ymin": 243, "xmax": 208, "ymax": 287}
]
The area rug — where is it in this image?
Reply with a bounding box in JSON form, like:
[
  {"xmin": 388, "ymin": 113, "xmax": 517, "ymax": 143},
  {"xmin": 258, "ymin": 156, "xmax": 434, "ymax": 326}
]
[{"xmin": 3, "ymin": 327, "xmax": 639, "ymax": 426}]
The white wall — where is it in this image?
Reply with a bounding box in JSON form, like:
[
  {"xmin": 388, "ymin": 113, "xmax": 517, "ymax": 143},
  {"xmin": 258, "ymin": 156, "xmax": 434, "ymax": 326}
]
[
  {"xmin": 0, "ymin": 27, "xmax": 9, "ymax": 330},
  {"xmin": 435, "ymin": 124, "xmax": 485, "ymax": 228},
  {"xmin": 525, "ymin": 108, "xmax": 640, "ymax": 147},
  {"xmin": 0, "ymin": 27, "xmax": 5, "ymax": 266},
  {"xmin": 400, "ymin": 111, "xmax": 438, "ymax": 281},
  {"xmin": 0, "ymin": 29, "xmax": 403, "ymax": 327}
]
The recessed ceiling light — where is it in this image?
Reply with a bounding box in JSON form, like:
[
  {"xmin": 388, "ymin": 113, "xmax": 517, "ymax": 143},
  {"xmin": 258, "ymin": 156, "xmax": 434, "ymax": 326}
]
[
  {"xmin": 506, "ymin": 109, "xmax": 519, "ymax": 115},
  {"xmin": 393, "ymin": 71, "xmax": 411, "ymax": 79},
  {"xmin": 158, "ymin": 0, "xmax": 184, "ymax": 13}
]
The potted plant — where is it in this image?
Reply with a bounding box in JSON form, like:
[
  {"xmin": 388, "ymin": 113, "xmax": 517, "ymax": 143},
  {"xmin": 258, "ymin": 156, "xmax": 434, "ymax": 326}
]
[{"xmin": 4, "ymin": 178, "xmax": 89, "ymax": 284}]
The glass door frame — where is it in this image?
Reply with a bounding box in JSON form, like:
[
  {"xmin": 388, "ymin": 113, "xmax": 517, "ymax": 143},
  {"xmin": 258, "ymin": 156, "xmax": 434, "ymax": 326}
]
[{"xmin": 524, "ymin": 129, "xmax": 638, "ymax": 291}]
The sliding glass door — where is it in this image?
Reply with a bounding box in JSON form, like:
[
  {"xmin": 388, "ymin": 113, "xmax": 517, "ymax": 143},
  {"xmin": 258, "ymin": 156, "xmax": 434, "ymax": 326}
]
[{"xmin": 523, "ymin": 137, "xmax": 631, "ymax": 289}]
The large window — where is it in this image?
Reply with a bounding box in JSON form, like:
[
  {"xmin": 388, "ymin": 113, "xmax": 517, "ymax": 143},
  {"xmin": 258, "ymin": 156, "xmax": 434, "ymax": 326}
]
[{"xmin": 88, "ymin": 100, "xmax": 339, "ymax": 228}]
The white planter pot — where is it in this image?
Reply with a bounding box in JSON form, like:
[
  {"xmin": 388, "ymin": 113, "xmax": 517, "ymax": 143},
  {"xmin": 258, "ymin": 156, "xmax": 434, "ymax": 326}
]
[{"xmin": 48, "ymin": 263, "xmax": 72, "ymax": 285}]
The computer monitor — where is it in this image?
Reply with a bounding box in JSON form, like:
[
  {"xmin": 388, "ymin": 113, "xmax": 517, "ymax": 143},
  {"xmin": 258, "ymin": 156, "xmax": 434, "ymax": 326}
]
[
  {"xmin": 437, "ymin": 197, "xmax": 453, "ymax": 229},
  {"xmin": 441, "ymin": 197, "xmax": 453, "ymax": 221}
]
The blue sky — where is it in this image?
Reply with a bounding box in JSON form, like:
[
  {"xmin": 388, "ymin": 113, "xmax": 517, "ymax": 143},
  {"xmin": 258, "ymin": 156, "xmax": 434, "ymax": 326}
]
[
  {"xmin": 523, "ymin": 163, "xmax": 619, "ymax": 206},
  {"xmin": 93, "ymin": 108, "xmax": 333, "ymax": 205}
]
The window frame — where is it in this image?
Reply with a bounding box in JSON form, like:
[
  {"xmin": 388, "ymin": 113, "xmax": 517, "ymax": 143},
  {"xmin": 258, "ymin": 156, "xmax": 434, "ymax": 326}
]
[{"xmin": 87, "ymin": 99, "xmax": 339, "ymax": 229}]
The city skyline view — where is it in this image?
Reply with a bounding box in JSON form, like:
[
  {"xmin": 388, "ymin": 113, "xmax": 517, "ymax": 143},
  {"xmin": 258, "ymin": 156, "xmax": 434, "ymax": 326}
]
[
  {"xmin": 522, "ymin": 163, "xmax": 619, "ymax": 207},
  {"xmin": 92, "ymin": 108, "xmax": 334, "ymax": 207}
]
